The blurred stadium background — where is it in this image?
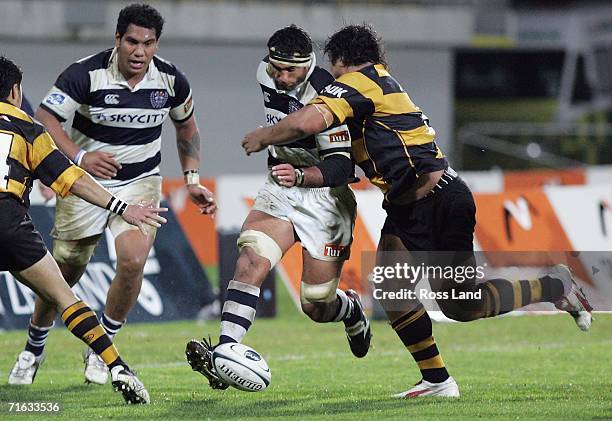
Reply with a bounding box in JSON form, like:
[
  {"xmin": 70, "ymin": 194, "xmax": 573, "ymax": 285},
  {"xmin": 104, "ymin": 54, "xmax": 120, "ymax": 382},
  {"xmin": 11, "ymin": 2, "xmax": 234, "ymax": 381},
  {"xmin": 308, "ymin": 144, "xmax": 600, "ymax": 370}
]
[{"xmin": 0, "ymin": 0, "xmax": 611, "ymax": 417}]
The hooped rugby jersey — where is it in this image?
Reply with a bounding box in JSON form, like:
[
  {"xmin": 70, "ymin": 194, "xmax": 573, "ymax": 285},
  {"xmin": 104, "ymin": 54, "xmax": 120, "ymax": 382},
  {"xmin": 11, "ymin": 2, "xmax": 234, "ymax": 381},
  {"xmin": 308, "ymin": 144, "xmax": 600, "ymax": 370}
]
[
  {"xmin": 311, "ymin": 63, "xmax": 448, "ymax": 203},
  {"xmin": 0, "ymin": 101, "xmax": 85, "ymax": 208},
  {"xmin": 40, "ymin": 48, "xmax": 194, "ymax": 187},
  {"xmin": 256, "ymin": 55, "xmax": 352, "ymax": 168}
]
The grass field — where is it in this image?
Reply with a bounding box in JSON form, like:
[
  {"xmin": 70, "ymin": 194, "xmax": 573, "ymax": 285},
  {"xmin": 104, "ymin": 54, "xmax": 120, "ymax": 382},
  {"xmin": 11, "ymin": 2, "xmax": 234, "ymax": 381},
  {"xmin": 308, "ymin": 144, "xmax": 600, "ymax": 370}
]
[{"xmin": 0, "ymin": 285, "xmax": 610, "ymax": 420}]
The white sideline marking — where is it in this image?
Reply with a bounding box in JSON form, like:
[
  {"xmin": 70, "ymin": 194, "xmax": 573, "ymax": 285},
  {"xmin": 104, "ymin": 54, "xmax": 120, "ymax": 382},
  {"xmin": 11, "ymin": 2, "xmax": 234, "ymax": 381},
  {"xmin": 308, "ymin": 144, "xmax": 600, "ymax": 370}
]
[{"xmin": 10, "ymin": 338, "xmax": 612, "ymax": 375}]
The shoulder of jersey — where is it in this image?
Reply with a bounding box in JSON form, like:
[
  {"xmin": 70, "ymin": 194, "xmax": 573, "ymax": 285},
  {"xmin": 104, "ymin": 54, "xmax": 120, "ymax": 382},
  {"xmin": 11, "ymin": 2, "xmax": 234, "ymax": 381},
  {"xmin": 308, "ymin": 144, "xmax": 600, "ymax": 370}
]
[
  {"xmin": 308, "ymin": 66, "xmax": 334, "ymax": 93},
  {"xmin": 152, "ymin": 55, "xmax": 179, "ymax": 75},
  {"xmin": 73, "ymin": 48, "xmax": 113, "ymax": 72}
]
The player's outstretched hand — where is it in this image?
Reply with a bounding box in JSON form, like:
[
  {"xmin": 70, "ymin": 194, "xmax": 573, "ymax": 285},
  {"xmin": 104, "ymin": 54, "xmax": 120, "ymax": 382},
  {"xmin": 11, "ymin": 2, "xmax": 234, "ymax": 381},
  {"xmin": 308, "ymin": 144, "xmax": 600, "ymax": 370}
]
[
  {"xmin": 271, "ymin": 163, "xmax": 297, "ymax": 187},
  {"xmin": 121, "ymin": 203, "xmax": 168, "ymax": 235},
  {"xmin": 187, "ymin": 184, "xmax": 217, "ymax": 216},
  {"xmin": 81, "ymin": 151, "xmax": 122, "ymax": 180},
  {"xmin": 242, "ymin": 127, "xmax": 267, "ymax": 156}
]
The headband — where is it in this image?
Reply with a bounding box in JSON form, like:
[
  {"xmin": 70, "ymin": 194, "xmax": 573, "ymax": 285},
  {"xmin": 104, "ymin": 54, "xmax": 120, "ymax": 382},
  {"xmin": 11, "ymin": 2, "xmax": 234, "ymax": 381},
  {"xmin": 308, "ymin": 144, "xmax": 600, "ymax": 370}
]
[{"xmin": 268, "ymin": 47, "xmax": 312, "ymax": 67}]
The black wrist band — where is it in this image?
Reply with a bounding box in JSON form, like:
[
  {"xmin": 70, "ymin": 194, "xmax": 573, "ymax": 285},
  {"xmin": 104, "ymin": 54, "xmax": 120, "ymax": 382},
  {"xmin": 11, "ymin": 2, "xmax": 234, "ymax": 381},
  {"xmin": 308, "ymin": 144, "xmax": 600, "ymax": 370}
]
[{"xmin": 105, "ymin": 196, "xmax": 129, "ymax": 216}]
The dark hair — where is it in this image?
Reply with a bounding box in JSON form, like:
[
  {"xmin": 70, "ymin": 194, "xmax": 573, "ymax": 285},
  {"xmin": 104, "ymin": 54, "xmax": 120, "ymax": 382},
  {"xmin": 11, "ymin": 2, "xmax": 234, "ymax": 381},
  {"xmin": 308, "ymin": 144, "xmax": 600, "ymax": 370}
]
[
  {"xmin": 324, "ymin": 24, "xmax": 386, "ymax": 67},
  {"xmin": 0, "ymin": 56, "xmax": 22, "ymax": 100},
  {"xmin": 116, "ymin": 3, "xmax": 165, "ymax": 39},
  {"xmin": 267, "ymin": 24, "xmax": 313, "ymax": 57}
]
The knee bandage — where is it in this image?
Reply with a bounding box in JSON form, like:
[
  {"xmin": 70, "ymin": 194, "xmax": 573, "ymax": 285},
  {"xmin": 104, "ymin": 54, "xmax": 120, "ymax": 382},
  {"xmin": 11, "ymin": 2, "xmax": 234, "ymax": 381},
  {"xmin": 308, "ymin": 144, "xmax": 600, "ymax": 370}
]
[
  {"xmin": 301, "ymin": 278, "xmax": 340, "ymax": 304},
  {"xmin": 237, "ymin": 230, "xmax": 283, "ymax": 268},
  {"xmin": 52, "ymin": 238, "xmax": 97, "ymax": 266}
]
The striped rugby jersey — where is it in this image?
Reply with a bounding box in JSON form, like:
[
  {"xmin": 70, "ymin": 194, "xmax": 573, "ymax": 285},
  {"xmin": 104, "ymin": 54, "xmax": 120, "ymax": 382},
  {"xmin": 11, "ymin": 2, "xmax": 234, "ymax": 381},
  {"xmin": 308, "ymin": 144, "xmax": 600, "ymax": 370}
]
[
  {"xmin": 257, "ymin": 55, "xmax": 352, "ymax": 168},
  {"xmin": 40, "ymin": 48, "xmax": 194, "ymax": 187},
  {"xmin": 0, "ymin": 102, "xmax": 85, "ymax": 207},
  {"xmin": 311, "ymin": 63, "xmax": 448, "ymax": 203}
]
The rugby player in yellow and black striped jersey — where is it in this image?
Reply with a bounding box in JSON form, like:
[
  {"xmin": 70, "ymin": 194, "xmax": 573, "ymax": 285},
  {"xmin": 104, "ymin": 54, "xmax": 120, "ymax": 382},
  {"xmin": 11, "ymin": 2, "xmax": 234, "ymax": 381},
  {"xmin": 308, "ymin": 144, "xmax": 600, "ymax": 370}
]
[
  {"xmin": 312, "ymin": 63, "xmax": 446, "ymax": 205},
  {"xmin": 242, "ymin": 25, "xmax": 593, "ymax": 399},
  {"xmin": 0, "ymin": 56, "xmax": 168, "ymax": 403}
]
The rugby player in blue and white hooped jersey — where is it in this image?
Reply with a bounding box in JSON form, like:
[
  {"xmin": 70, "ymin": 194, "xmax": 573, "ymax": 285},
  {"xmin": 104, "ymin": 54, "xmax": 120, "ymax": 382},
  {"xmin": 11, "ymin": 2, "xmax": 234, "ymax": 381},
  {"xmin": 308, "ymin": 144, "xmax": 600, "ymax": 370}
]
[
  {"xmin": 8, "ymin": 4, "xmax": 215, "ymax": 387},
  {"xmin": 186, "ymin": 25, "xmax": 371, "ymax": 390}
]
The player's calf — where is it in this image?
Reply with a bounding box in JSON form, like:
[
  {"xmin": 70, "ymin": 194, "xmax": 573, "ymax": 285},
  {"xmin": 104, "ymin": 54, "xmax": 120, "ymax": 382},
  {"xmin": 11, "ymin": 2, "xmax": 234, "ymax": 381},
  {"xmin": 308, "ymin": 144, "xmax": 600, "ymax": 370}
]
[{"xmin": 301, "ymin": 281, "xmax": 372, "ymax": 357}]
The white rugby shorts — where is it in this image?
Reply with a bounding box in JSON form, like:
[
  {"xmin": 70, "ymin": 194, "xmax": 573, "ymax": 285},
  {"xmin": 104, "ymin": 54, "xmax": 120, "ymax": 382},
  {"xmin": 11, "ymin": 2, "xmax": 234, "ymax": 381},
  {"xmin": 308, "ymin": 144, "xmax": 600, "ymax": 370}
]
[
  {"xmin": 252, "ymin": 175, "xmax": 356, "ymax": 261},
  {"xmin": 52, "ymin": 176, "xmax": 162, "ymax": 241}
]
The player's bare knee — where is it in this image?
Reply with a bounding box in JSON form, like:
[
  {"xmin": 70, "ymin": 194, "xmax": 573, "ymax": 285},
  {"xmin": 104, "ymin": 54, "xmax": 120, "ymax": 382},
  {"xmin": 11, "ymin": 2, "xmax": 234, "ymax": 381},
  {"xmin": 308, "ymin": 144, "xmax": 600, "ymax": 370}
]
[
  {"xmin": 235, "ymin": 230, "xmax": 282, "ymax": 282},
  {"xmin": 237, "ymin": 230, "xmax": 282, "ymax": 268},
  {"xmin": 116, "ymin": 254, "xmax": 146, "ymax": 281}
]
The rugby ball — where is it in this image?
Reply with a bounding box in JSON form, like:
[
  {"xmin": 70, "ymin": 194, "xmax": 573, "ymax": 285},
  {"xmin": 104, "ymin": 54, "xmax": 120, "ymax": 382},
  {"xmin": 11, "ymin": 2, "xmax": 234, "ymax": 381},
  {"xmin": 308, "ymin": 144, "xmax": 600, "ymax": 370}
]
[{"xmin": 212, "ymin": 343, "xmax": 271, "ymax": 392}]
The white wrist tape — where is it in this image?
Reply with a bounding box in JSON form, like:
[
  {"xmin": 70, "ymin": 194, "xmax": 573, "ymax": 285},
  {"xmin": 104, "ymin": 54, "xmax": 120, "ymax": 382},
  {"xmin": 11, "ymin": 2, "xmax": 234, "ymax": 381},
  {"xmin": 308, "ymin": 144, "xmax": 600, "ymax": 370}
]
[
  {"xmin": 184, "ymin": 169, "xmax": 199, "ymax": 185},
  {"xmin": 74, "ymin": 149, "xmax": 87, "ymax": 167}
]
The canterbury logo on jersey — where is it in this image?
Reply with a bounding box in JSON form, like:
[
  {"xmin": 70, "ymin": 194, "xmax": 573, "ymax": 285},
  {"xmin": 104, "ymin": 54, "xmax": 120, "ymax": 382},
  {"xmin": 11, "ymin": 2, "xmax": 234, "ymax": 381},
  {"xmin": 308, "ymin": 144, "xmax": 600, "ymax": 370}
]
[
  {"xmin": 104, "ymin": 94, "xmax": 120, "ymax": 105},
  {"xmin": 323, "ymin": 85, "xmax": 348, "ymax": 98}
]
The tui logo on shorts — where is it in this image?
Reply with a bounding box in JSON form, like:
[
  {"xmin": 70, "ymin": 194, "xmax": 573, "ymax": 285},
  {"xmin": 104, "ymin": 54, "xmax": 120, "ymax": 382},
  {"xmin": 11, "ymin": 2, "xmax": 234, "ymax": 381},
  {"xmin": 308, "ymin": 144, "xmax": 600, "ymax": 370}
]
[
  {"xmin": 324, "ymin": 243, "xmax": 346, "ymax": 257},
  {"xmin": 329, "ymin": 130, "xmax": 349, "ymax": 143}
]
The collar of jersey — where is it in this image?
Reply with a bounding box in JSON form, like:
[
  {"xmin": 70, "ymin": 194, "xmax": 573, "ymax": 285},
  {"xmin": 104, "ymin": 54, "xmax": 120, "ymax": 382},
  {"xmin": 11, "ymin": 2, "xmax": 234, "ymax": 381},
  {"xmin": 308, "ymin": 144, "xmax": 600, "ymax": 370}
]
[
  {"xmin": 107, "ymin": 47, "xmax": 159, "ymax": 89},
  {"xmin": 0, "ymin": 101, "xmax": 32, "ymax": 123}
]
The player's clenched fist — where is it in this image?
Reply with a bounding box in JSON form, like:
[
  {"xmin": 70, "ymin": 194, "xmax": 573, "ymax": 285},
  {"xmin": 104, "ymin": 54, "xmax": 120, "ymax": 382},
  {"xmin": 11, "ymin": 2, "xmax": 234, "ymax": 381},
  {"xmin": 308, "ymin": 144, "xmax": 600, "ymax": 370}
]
[
  {"xmin": 242, "ymin": 127, "xmax": 268, "ymax": 155},
  {"xmin": 187, "ymin": 184, "xmax": 217, "ymax": 215},
  {"xmin": 271, "ymin": 163, "xmax": 298, "ymax": 187}
]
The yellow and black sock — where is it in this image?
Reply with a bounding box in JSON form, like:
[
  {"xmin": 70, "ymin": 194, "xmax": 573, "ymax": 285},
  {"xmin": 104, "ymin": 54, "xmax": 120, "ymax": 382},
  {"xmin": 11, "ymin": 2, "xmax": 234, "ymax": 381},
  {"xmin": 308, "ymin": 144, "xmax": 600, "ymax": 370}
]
[
  {"xmin": 390, "ymin": 307, "xmax": 449, "ymax": 383},
  {"xmin": 61, "ymin": 301, "xmax": 126, "ymax": 370},
  {"xmin": 481, "ymin": 276, "xmax": 565, "ymax": 318}
]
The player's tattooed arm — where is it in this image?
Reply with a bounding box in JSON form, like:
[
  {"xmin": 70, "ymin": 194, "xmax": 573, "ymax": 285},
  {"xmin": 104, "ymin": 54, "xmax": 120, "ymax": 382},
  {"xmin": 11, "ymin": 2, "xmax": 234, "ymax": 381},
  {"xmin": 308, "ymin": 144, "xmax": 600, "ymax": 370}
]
[
  {"xmin": 174, "ymin": 115, "xmax": 201, "ymax": 171},
  {"xmin": 177, "ymin": 131, "xmax": 201, "ymax": 160}
]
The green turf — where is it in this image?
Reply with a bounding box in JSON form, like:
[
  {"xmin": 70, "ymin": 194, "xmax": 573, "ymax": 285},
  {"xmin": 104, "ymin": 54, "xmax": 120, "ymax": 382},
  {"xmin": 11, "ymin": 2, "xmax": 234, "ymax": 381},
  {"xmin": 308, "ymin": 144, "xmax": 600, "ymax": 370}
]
[{"xmin": 0, "ymin": 300, "xmax": 610, "ymax": 419}]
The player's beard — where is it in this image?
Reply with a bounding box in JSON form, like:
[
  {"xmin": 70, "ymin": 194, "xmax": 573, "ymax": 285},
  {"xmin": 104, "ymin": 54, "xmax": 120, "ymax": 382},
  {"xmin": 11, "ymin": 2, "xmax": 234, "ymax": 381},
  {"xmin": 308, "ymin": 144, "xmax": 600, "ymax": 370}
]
[{"xmin": 274, "ymin": 76, "xmax": 305, "ymax": 91}]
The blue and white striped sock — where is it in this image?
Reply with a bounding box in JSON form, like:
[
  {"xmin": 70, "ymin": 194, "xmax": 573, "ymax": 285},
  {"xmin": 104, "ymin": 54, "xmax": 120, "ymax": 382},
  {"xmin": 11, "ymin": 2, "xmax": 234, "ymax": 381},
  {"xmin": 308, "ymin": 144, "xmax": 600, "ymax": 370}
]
[
  {"xmin": 219, "ymin": 280, "xmax": 260, "ymax": 344},
  {"xmin": 333, "ymin": 289, "xmax": 355, "ymax": 324},
  {"xmin": 24, "ymin": 319, "xmax": 53, "ymax": 358},
  {"xmin": 100, "ymin": 313, "xmax": 124, "ymax": 340}
]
